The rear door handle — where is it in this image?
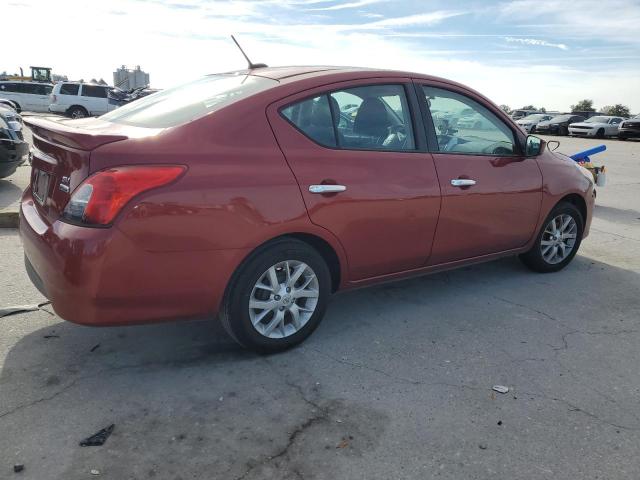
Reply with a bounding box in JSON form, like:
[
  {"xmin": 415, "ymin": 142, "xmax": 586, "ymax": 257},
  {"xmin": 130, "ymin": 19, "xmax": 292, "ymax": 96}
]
[
  {"xmin": 309, "ymin": 185, "xmax": 347, "ymax": 194},
  {"xmin": 450, "ymin": 179, "xmax": 476, "ymax": 187}
]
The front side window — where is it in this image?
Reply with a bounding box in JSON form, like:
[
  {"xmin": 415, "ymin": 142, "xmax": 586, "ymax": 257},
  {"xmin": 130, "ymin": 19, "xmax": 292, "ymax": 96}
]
[
  {"xmin": 423, "ymin": 86, "xmax": 516, "ymax": 155},
  {"xmin": 81, "ymin": 85, "xmax": 108, "ymax": 98},
  {"xmin": 59, "ymin": 83, "xmax": 80, "ymax": 95}
]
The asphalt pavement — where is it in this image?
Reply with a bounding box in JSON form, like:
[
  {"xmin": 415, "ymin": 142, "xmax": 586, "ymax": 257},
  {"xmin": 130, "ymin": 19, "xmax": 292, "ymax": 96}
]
[{"xmin": 0, "ymin": 133, "xmax": 639, "ymax": 479}]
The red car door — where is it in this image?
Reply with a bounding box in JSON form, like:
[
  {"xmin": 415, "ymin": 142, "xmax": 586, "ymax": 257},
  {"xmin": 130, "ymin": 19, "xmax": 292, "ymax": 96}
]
[
  {"xmin": 268, "ymin": 79, "xmax": 440, "ymax": 281},
  {"xmin": 416, "ymin": 82, "xmax": 542, "ymax": 265}
]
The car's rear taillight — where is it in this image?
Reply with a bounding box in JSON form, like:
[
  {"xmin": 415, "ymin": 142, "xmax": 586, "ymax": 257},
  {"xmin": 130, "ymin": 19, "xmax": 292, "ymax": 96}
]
[{"xmin": 62, "ymin": 165, "xmax": 186, "ymax": 226}]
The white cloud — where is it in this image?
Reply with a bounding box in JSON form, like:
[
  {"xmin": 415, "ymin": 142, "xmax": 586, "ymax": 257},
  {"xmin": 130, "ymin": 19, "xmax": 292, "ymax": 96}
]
[
  {"xmin": 2, "ymin": 0, "xmax": 639, "ymax": 112},
  {"xmin": 307, "ymin": 0, "xmax": 384, "ymax": 11},
  {"xmin": 505, "ymin": 37, "xmax": 568, "ymax": 50},
  {"xmin": 500, "ymin": 0, "xmax": 640, "ymax": 44}
]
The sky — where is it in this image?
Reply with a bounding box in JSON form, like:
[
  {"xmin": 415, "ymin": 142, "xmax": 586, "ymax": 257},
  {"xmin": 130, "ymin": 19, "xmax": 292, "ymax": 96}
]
[{"xmin": 4, "ymin": 0, "xmax": 640, "ymax": 112}]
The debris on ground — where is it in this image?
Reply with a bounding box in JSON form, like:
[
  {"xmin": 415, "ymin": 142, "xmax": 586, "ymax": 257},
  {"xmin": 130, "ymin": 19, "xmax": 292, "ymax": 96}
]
[
  {"xmin": 80, "ymin": 424, "xmax": 115, "ymax": 447},
  {"xmin": 0, "ymin": 305, "xmax": 39, "ymax": 318},
  {"xmin": 492, "ymin": 385, "xmax": 509, "ymax": 394},
  {"xmin": 90, "ymin": 469, "xmax": 101, "ymax": 476},
  {"xmin": 478, "ymin": 443, "xmax": 488, "ymax": 450},
  {"xmin": 336, "ymin": 439, "xmax": 349, "ymax": 449},
  {"xmin": 43, "ymin": 334, "xmax": 60, "ymax": 339},
  {"xmin": 497, "ymin": 420, "xmax": 503, "ymax": 426},
  {"xmin": 13, "ymin": 464, "xmax": 24, "ymax": 473},
  {"xmin": 0, "ymin": 302, "xmax": 52, "ymax": 318},
  {"xmin": 90, "ymin": 344, "xmax": 100, "ymax": 352}
]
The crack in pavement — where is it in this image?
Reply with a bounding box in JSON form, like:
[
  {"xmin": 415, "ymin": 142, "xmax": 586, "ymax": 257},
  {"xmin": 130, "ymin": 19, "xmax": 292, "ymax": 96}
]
[
  {"xmin": 233, "ymin": 375, "xmax": 328, "ymax": 480},
  {"xmin": 590, "ymin": 228, "xmax": 640, "ymax": 243},
  {"xmin": 0, "ymin": 354, "xmax": 224, "ymax": 420},
  {"xmin": 307, "ymin": 345, "xmax": 640, "ymax": 433}
]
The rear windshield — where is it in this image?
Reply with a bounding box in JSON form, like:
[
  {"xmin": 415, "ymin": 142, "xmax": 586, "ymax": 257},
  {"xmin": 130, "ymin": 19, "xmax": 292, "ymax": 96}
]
[{"xmin": 100, "ymin": 73, "xmax": 278, "ymax": 128}]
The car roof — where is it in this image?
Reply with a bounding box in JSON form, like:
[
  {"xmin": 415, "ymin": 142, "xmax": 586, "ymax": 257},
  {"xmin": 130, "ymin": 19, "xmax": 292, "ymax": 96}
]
[
  {"xmin": 57, "ymin": 81, "xmax": 109, "ymax": 86},
  {"xmin": 0, "ymin": 80, "xmax": 52, "ymax": 84},
  {"xmin": 220, "ymin": 65, "xmax": 469, "ymax": 88}
]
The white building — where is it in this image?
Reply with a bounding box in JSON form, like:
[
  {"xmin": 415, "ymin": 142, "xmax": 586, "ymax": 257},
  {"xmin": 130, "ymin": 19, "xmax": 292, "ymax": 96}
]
[{"xmin": 113, "ymin": 65, "xmax": 150, "ymax": 90}]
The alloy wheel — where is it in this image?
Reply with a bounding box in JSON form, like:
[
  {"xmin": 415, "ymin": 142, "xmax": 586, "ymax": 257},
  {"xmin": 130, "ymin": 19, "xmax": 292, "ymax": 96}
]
[
  {"xmin": 540, "ymin": 214, "xmax": 578, "ymax": 264},
  {"xmin": 249, "ymin": 260, "xmax": 319, "ymax": 339}
]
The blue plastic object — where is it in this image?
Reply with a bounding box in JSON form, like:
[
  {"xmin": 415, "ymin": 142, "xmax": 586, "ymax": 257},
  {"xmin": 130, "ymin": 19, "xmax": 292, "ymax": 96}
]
[{"xmin": 570, "ymin": 144, "xmax": 606, "ymax": 163}]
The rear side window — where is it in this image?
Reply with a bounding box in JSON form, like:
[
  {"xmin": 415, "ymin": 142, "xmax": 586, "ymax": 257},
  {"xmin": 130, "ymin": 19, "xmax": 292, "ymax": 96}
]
[
  {"xmin": 59, "ymin": 84, "xmax": 80, "ymax": 95},
  {"xmin": 281, "ymin": 84, "xmax": 416, "ymax": 151},
  {"xmin": 82, "ymin": 85, "xmax": 108, "ymax": 98},
  {"xmin": 282, "ymin": 95, "xmax": 337, "ymax": 147},
  {"xmin": 101, "ymin": 74, "xmax": 278, "ymax": 128},
  {"xmin": 0, "ymin": 83, "xmax": 18, "ymax": 92}
]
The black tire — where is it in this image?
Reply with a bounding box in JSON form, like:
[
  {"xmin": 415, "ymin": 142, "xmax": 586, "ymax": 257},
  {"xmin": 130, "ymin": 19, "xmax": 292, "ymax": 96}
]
[
  {"xmin": 596, "ymin": 128, "xmax": 605, "ymax": 139},
  {"xmin": 519, "ymin": 202, "xmax": 584, "ymax": 273},
  {"xmin": 220, "ymin": 238, "xmax": 331, "ymax": 353},
  {"xmin": 530, "ymin": 125, "xmax": 536, "ymax": 134},
  {"xmin": 11, "ymin": 101, "xmax": 21, "ymax": 113},
  {"xmin": 619, "ymin": 136, "xmax": 627, "ymax": 141},
  {"xmin": 67, "ymin": 106, "xmax": 88, "ymax": 119}
]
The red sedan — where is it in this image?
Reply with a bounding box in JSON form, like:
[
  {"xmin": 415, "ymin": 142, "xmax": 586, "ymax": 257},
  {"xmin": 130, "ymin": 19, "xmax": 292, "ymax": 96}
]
[{"xmin": 20, "ymin": 66, "xmax": 595, "ymax": 352}]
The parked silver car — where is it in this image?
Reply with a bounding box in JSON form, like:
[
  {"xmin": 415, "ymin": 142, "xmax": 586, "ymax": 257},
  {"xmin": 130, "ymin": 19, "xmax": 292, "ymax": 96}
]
[{"xmin": 516, "ymin": 113, "xmax": 554, "ymax": 134}]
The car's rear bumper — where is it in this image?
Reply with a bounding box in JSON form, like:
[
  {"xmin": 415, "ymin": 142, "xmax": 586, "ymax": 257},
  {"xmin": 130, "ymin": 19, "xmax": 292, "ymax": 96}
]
[{"xmin": 19, "ymin": 191, "xmax": 250, "ymax": 326}]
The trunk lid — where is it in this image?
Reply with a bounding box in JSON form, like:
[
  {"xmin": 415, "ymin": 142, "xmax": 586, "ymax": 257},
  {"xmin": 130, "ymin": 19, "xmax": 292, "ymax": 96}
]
[{"xmin": 25, "ymin": 116, "xmax": 130, "ymax": 222}]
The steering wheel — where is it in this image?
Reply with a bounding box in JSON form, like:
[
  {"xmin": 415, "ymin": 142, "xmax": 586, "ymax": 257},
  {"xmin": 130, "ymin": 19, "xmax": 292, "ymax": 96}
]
[{"xmin": 382, "ymin": 125, "xmax": 409, "ymax": 149}]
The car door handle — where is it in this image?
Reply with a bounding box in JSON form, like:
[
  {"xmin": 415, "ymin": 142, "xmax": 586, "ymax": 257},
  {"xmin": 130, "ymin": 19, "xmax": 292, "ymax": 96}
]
[
  {"xmin": 450, "ymin": 179, "xmax": 476, "ymax": 187},
  {"xmin": 309, "ymin": 184, "xmax": 347, "ymax": 194}
]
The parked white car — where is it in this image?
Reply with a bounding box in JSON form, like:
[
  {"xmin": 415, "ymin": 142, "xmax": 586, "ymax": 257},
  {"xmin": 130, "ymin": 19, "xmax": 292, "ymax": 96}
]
[
  {"xmin": 457, "ymin": 113, "xmax": 494, "ymax": 130},
  {"xmin": 49, "ymin": 82, "xmax": 115, "ymax": 118},
  {"xmin": 516, "ymin": 113, "xmax": 554, "ymax": 133},
  {"xmin": 0, "ymin": 81, "xmax": 53, "ymax": 112},
  {"xmin": 568, "ymin": 115, "xmax": 625, "ymax": 138}
]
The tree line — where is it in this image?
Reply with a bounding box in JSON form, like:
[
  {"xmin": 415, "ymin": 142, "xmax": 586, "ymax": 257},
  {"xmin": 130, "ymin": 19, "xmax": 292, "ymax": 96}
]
[{"xmin": 499, "ymin": 101, "xmax": 631, "ymax": 117}]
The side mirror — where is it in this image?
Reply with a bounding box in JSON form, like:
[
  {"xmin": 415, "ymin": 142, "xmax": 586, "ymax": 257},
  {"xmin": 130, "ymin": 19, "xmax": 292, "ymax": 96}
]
[{"xmin": 525, "ymin": 135, "xmax": 543, "ymax": 156}]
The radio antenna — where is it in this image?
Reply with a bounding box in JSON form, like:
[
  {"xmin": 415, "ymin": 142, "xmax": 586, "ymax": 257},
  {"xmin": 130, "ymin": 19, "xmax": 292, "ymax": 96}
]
[{"xmin": 231, "ymin": 35, "xmax": 268, "ymax": 69}]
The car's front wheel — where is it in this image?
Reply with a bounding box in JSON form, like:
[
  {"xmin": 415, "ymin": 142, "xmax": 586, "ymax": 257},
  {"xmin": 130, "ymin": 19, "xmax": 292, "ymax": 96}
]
[
  {"xmin": 220, "ymin": 239, "xmax": 331, "ymax": 353},
  {"xmin": 519, "ymin": 202, "xmax": 584, "ymax": 273}
]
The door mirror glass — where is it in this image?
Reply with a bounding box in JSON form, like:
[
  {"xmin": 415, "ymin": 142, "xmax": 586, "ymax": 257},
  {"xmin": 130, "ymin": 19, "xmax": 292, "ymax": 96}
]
[{"xmin": 526, "ymin": 135, "xmax": 543, "ymax": 156}]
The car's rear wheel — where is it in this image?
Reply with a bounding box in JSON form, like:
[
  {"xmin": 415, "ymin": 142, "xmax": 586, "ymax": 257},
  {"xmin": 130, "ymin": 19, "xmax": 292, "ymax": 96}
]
[
  {"xmin": 530, "ymin": 125, "xmax": 536, "ymax": 134},
  {"xmin": 10, "ymin": 101, "xmax": 21, "ymax": 113},
  {"xmin": 519, "ymin": 202, "xmax": 583, "ymax": 273},
  {"xmin": 67, "ymin": 106, "xmax": 88, "ymax": 119},
  {"xmin": 220, "ymin": 239, "xmax": 331, "ymax": 353}
]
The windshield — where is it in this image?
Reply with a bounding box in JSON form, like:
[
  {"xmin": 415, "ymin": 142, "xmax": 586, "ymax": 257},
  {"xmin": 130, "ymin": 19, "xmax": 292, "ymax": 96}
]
[
  {"xmin": 549, "ymin": 115, "xmax": 571, "ymax": 122},
  {"xmin": 585, "ymin": 116, "xmax": 610, "ymax": 123},
  {"xmin": 101, "ymin": 74, "xmax": 278, "ymax": 128}
]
